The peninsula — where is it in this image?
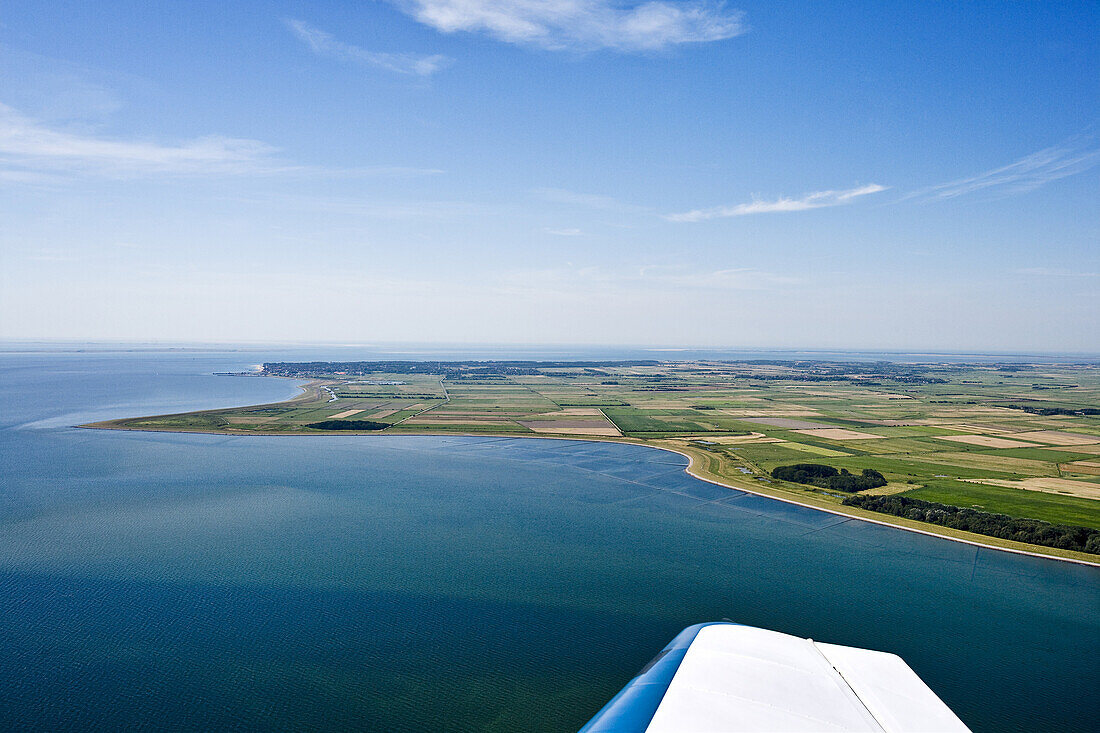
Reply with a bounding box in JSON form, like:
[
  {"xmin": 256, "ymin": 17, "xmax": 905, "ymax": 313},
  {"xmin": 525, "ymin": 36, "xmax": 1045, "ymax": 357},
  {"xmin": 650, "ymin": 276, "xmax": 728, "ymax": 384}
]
[{"xmin": 87, "ymin": 359, "xmax": 1100, "ymax": 563}]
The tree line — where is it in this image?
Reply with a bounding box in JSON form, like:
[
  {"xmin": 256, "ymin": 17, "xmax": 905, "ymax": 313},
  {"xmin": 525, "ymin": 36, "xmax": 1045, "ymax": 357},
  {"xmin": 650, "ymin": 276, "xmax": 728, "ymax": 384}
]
[{"xmin": 1002, "ymin": 404, "xmax": 1100, "ymax": 417}]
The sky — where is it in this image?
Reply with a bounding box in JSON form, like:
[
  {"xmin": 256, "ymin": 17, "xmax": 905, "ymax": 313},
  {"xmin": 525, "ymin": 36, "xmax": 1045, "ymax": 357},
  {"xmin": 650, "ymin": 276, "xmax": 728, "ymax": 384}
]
[{"xmin": 1, "ymin": 1, "xmax": 1098, "ymax": 352}]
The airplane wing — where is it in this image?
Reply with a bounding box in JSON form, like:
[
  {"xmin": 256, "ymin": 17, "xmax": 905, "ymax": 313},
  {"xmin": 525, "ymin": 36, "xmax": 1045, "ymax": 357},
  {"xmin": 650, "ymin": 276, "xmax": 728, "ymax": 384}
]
[{"xmin": 580, "ymin": 622, "xmax": 970, "ymax": 732}]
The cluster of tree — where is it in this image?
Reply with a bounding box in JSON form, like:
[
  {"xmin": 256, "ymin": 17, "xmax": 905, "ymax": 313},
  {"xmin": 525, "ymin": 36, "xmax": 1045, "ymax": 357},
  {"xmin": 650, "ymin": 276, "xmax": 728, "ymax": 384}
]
[
  {"xmin": 724, "ymin": 372, "xmax": 946, "ymax": 384},
  {"xmin": 843, "ymin": 495, "xmax": 1100, "ymax": 555},
  {"xmin": 306, "ymin": 420, "xmax": 389, "ymax": 431},
  {"xmin": 1002, "ymin": 404, "xmax": 1100, "ymax": 417},
  {"xmin": 771, "ymin": 464, "xmax": 888, "ymax": 492},
  {"xmin": 728, "ymin": 360, "xmax": 949, "ymax": 384}
]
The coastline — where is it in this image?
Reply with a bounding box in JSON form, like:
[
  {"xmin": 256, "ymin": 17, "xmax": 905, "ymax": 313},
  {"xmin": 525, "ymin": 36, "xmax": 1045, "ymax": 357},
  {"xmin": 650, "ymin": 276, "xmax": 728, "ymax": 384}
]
[{"xmin": 80, "ymin": 416, "xmax": 1100, "ymax": 568}]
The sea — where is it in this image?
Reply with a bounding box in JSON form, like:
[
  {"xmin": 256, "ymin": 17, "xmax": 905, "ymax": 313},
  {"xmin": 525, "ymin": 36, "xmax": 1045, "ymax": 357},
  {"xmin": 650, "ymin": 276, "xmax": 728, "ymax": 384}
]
[{"xmin": 0, "ymin": 346, "xmax": 1097, "ymax": 732}]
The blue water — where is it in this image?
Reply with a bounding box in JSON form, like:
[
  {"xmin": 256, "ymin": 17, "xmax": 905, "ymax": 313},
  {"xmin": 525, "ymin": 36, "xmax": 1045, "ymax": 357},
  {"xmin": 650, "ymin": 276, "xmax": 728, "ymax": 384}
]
[
  {"xmin": 6, "ymin": 340, "xmax": 1099, "ymax": 364},
  {"xmin": 0, "ymin": 351, "xmax": 1097, "ymax": 731}
]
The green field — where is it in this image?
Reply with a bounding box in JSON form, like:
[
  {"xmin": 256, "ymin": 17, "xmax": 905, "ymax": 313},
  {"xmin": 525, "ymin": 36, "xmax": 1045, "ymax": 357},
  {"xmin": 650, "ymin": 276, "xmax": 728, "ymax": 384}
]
[{"xmin": 902, "ymin": 479, "xmax": 1100, "ymax": 528}]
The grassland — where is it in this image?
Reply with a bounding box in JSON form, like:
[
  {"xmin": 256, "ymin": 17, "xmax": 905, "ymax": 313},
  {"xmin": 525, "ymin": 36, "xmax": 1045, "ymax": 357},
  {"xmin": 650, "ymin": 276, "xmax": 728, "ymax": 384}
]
[{"xmin": 86, "ymin": 359, "xmax": 1100, "ymax": 563}]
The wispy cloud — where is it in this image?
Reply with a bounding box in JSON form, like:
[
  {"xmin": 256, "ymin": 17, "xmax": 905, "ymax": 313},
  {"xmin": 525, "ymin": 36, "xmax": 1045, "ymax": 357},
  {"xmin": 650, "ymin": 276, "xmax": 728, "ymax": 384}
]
[
  {"xmin": 393, "ymin": 0, "xmax": 745, "ymax": 51},
  {"xmin": 666, "ymin": 183, "xmax": 887, "ymax": 222},
  {"xmin": 1014, "ymin": 267, "xmax": 1099, "ymax": 278},
  {"xmin": 24, "ymin": 248, "xmax": 81, "ymax": 263},
  {"xmin": 532, "ymin": 187, "xmax": 649, "ymax": 213},
  {"xmin": 285, "ymin": 19, "xmax": 449, "ymax": 76},
  {"xmin": 544, "ymin": 227, "xmax": 584, "ymax": 236},
  {"xmin": 0, "ymin": 103, "xmax": 443, "ymax": 181},
  {"xmin": 633, "ymin": 265, "xmax": 800, "ymax": 289},
  {"xmin": 0, "ymin": 102, "xmax": 277, "ymax": 178},
  {"xmin": 907, "ymin": 141, "xmax": 1100, "ymax": 202}
]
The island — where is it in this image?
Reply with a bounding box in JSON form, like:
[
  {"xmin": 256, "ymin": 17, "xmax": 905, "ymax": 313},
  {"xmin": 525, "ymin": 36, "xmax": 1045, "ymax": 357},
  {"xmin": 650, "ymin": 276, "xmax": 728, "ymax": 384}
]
[{"xmin": 85, "ymin": 359, "xmax": 1100, "ymax": 563}]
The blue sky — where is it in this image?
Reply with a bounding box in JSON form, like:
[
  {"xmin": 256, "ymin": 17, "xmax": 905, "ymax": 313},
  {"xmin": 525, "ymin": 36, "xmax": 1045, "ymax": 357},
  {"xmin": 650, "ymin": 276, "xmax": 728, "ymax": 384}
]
[{"xmin": 1, "ymin": 1, "xmax": 1097, "ymax": 351}]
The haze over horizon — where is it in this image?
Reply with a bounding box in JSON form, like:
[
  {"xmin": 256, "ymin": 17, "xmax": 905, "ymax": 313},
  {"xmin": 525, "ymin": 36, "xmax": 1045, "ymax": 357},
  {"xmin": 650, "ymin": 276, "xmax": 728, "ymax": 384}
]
[{"xmin": 1, "ymin": 2, "xmax": 1098, "ymax": 350}]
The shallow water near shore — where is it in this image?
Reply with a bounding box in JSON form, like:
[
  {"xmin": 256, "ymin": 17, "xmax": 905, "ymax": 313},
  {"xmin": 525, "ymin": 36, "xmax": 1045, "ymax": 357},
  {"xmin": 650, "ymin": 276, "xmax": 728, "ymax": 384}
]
[{"xmin": 1, "ymin": 351, "xmax": 1098, "ymax": 732}]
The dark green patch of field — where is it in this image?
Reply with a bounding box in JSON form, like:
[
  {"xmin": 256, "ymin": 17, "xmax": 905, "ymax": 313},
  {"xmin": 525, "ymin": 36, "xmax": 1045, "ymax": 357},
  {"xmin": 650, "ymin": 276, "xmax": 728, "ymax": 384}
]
[
  {"xmin": 603, "ymin": 408, "xmax": 706, "ymax": 433},
  {"xmin": 725, "ymin": 442, "xmax": 834, "ymax": 465}
]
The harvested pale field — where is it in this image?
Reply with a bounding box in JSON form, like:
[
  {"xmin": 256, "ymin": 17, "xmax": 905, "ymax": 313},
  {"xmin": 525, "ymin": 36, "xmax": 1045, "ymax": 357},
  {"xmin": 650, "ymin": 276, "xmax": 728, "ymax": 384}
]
[
  {"xmin": 744, "ymin": 418, "xmax": 832, "ymax": 429},
  {"xmin": 904, "ymin": 452, "xmax": 1051, "ymax": 475},
  {"xmin": 861, "ymin": 482, "xmax": 914, "ymax": 497},
  {"xmin": 792, "ymin": 428, "xmax": 888, "ymax": 440},
  {"xmin": 853, "ymin": 393, "xmax": 913, "ymax": 400},
  {"xmin": 930, "ymin": 408, "xmax": 1020, "ymax": 418},
  {"xmin": 785, "ymin": 390, "xmax": 863, "ymax": 397},
  {"xmin": 525, "ymin": 425, "xmax": 622, "ymax": 436},
  {"xmin": 934, "ymin": 434, "xmax": 1042, "ymax": 449},
  {"xmin": 328, "ymin": 409, "xmax": 364, "ymax": 419},
  {"xmin": 518, "ymin": 419, "xmax": 619, "ymax": 434},
  {"xmin": 681, "ymin": 432, "xmax": 775, "ymax": 444},
  {"xmin": 426, "ymin": 412, "xmax": 529, "ymax": 418},
  {"xmin": 366, "ymin": 408, "xmax": 399, "ymax": 419},
  {"xmin": 930, "ymin": 411, "xmax": 999, "ymax": 420},
  {"xmin": 404, "ymin": 415, "xmax": 516, "ymax": 423},
  {"xmin": 720, "ymin": 410, "xmax": 822, "ymax": 418},
  {"xmin": 1010, "ymin": 430, "xmax": 1100, "ymax": 446},
  {"xmin": 404, "ymin": 419, "xmax": 516, "ymax": 427},
  {"xmin": 983, "ymin": 423, "xmax": 1039, "ymax": 432},
  {"xmin": 1048, "ymin": 444, "xmax": 1100, "ymax": 455},
  {"xmin": 780, "ymin": 442, "xmax": 851, "ymax": 456},
  {"xmin": 1062, "ymin": 461, "xmax": 1100, "ymax": 475},
  {"xmin": 939, "ymin": 423, "xmax": 1014, "ymax": 433},
  {"xmin": 961, "ymin": 477, "xmax": 1100, "ymax": 501}
]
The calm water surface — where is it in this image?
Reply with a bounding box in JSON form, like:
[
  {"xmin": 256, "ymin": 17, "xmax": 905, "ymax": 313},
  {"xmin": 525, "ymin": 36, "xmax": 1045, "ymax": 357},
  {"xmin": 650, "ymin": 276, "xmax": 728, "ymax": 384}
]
[{"xmin": 0, "ymin": 351, "xmax": 1097, "ymax": 731}]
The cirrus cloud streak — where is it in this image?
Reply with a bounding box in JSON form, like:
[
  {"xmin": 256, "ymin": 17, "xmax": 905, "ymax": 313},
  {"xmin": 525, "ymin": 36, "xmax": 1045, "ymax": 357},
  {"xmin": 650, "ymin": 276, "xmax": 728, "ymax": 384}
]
[
  {"xmin": 285, "ymin": 19, "xmax": 450, "ymax": 76},
  {"xmin": 904, "ymin": 141, "xmax": 1100, "ymax": 202},
  {"xmin": 665, "ymin": 183, "xmax": 887, "ymax": 222},
  {"xmin": 0, "ymin": 102, "xmax": 443, "ymax": 181},
  {"xmin": 0, "ymin": 102, "xmax": 273, "ymax": 178}
]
